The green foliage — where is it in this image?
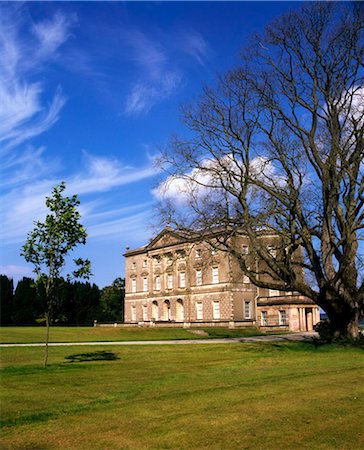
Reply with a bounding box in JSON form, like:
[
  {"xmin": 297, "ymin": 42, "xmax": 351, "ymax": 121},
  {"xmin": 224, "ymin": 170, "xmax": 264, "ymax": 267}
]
[
  {"xmin": 0, "ymin": 275, "xmax": 14, "ymax": 325},
  {"xmin": 21, "ymin": 183, "xmax": 91, "ymax": 284},
  {"xmin": 21, "ymin": 182, "xmax": 92, "ymax": 365},
  {"xmin": 99, "ymin": 278, "xmax": 125, "ymax": 322}
]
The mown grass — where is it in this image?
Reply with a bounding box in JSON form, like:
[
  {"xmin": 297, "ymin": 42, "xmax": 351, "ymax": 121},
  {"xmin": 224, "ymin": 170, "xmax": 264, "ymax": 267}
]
[
  {"xmin": 0, "ymin": 326, "xmax": 265, "ymax": 344},
  {"xmin": 1, "ymin": 341, "xmax": 363, "ymax": 449}
]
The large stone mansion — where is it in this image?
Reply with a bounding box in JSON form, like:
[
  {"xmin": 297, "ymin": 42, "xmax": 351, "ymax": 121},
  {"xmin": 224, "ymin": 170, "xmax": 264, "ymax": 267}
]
[{"xmin": 124, "ymin": 227, "xmax": 319, "ymax": 331}]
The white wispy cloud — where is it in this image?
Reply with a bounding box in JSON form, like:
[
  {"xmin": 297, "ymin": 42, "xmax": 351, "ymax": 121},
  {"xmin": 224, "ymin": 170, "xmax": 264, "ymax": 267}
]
[
  {"xmin": 125, "ymin": 72, "xmax": 182, "ymax": 115},
  {"xmin": 178, "ymin": 30, "xmax": 210, "ymax": 66},
  {"xmin": 123, "ymin": 26, "xmax": 210, "ymax": 115},
  {"xmin": 0, "ymin": 6, "xmax": 73, "ymax": 152},
  {"xmin": 1, "ymin": 152, "xmax": 160, "ymax": 245}
]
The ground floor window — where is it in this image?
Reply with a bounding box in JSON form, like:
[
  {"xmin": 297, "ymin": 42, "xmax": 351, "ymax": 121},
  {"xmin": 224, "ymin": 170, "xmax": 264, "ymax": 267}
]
[
  {"xmin": 244, "ymin": 301, "xmax": 251, "ymax": 319},
  {"xmin": 196, "ymin": 302, "xmax": 203, "ymax": 320},
  {"xmin": 142, "ymin": 305, "xmax": 148, "ymax": 321},
  {"xmin": 152, "ymin": 301, "xmax": 158, "ymax": 321},
  {"xmin": 212, "ymin": 301, "xmax": 220, "ymax": 320},
  {"xmin": 279, "ymin": 310, "xmax": 287, "ymax": 325},
  {"xmin": 131, "ymin": 305, "xmax": 136, "ymax": 322},
  {"xmin": 261, "ymin": 311, "xmax": 268, "ymax": 326}
]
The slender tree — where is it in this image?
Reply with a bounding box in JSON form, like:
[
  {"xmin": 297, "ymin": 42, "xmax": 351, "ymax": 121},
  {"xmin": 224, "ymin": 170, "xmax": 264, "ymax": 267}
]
[
  {"xmin": 22, "ymin": 182, "xmax": 91, "ymax": 365},
  {"xmin": 158, "ymin": 2, "xmax": 364, "ymax": 339}
]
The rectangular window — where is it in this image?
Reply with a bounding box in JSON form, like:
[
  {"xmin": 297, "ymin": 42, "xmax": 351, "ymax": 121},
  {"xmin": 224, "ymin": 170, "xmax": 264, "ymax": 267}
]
[
  {"xmin": 245, "ymin": 301, "xmax": 251, "ymax": 319},
  {"xmin": 196, "ymin": 302, "xmax": 203, "ymax": 320},
  {"xmin": 142, "ymin": 305, "xmax": 148, "ymax": 321},
  {"xmin": 131, "ymin": 306, "xmax": 136, "ymax": 322},
  {"xmin": 143, "ymin": 277, "xmax": 148, "ymax": 292},
  {"xmin": 261, "ymin": 311, "xmax": 268, "ymax": 326},
  {"xmin": 180, "ymin": 272, "xmax": 186, "ymax": 288},
  {"xmin": 212, "ymin": 267, "xmax": 219, "ymax": 284},
  {"xmin": 196, "ymin": 269, "xmax": 202, "ymax": 286},
  {"xmin": 211, "ymin": 248, "xmax": 217, "ymax": 256},
  {"xmin": 279, "ymin": 310, "xmax": 286, "ymax": 326},
  {"xmin": 155, "ymin": 276, "xmax": 161, "ymax": 291},
  {"xmin": 167, "ymin": 274, "xmax": 173, "ymax": 289},
  {"xmin": 167, "ymin": 256, "xmax": 173, "ymax": 266},
  {"xmin": 131, "ymin": 262, "xmax": 136, "ymax": 270},
  {"xmin": 131, "ymin": 278, "xmax": 137, "ymax": 293},
  {"xmin": 142, "ymin": 259, "xmax": 148, "ymax": 268},
  {"xmin": 213, "ymin": 301, "xmax": 220, "ymax": 320},
  {"xmin": 195, "ymin": 249, "xmax": 201, "ymax": 258}
]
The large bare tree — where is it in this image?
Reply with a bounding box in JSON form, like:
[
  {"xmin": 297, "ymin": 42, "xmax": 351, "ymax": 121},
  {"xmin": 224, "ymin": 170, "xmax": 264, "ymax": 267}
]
[{"xmin": 157, "ymin": 2, "xmax": 364, "ymax": 339}]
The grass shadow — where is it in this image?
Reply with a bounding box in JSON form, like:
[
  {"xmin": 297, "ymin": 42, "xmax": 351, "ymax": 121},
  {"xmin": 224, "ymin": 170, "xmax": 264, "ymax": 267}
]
[{"xmin": 65, "ymin": 350, "xmax": 120, "ymax": 363}]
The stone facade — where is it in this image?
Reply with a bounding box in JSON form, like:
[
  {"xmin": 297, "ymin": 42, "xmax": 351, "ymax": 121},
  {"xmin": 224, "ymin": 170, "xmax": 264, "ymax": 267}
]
[{"xmin": 124, "ymin": 227, "xmax": 319, "ymax": 331}]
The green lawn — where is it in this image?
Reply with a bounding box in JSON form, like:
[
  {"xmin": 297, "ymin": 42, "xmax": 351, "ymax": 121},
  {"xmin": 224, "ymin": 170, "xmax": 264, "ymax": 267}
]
[
  {"xmin": 1, "ymin": 341, "xmax": 363, "ymax": 449},
  {"xmin": 0, "ymin": 326, "xmax": 265, "ymax": 344}
]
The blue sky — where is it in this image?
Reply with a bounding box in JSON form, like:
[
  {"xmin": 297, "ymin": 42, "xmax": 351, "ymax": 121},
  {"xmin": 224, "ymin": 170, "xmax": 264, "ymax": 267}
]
[{"xmin": 0, "ymin": 1, "xmax": 300, "ymax": 288}]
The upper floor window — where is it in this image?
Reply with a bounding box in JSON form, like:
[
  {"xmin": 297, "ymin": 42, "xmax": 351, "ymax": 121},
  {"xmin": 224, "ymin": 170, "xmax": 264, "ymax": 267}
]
[
  {"xmin": 178, "ymin": 251, "xmax": 186, "ymax": 261},
  {"xmin": 131, "ymin": 262, "xmax": 136, "ymax": 270},
  {"xmin": 212, "ymin": 266, "xmax": 219, "ymax": 284},
  {"xmin": 195, "ymin": 249, "xmax": 201, "ymax": 258},
  {"xmin": 142, "ymin": 259, "xmax": 148, "ymax": 268},
  {"xmin": 155, "ymin": 276, "xmax": 161, "ymax": 291},
  {"xmin": 211, "ymin": 248, "xmax": 217, "ymax": 256},
  {"xmin": 179, "ymin": 272, "xmax": 186, "ymax": 288},
  {"xmin": 154, "ymin": 257, "xmax": 161, "ymax": 266},
  {"xmin": 196, "ymin": 269, "xmax": 202, "ymax": 286},
  {"xmin": 167, "ymin": 274, "xmax": 173, "ymax": 289},
  {"xmin": 241, "ymin": 244, "xmax": 249, "ymax": 255},
  {"xmin": 245, "ymin": 301, "xmax": 251, "ymax": 319},
  {"xmin": 167, "ymin": 256, "xmax": 173, "ymax": 266},
  {"xmin": 143, "ymin": 277, "xmax": 148, "ymax": 292},
  {"xmin": 131, "ymin": 278, "xmax": 137, "ymax": 293}
]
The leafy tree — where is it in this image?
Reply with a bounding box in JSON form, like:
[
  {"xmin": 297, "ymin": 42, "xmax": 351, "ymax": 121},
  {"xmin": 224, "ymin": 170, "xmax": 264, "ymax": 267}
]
[
  {"xmin": 0, "ymin": 275, "xmax": 14, "ymax": 325},
  {"xmin": 12, "ymin": 277, "xmax": 38, "ymax": 325},
  {"xmin": 158, "ymin": 3, "xmax": 364, "ymax": 339},
  {"xmin": 99, "ymin": 278, "xmax": 125, "ymax": 322},
  {"xmin": 22, "ymin": 182, "xmax": 91, "ymax": 365}
]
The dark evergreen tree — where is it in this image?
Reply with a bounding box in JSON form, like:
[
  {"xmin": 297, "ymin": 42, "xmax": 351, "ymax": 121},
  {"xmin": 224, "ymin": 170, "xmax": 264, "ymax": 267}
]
[
  {"xmin": 0, "ymin": 275, "xmax": 14, "ymax": 325},
  {"xmin": 12, "ymin": 277, "xmax": 38, "ymax": 325}
]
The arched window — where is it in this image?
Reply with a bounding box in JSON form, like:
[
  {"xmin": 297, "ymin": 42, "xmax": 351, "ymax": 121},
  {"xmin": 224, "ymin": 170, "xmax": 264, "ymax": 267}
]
[{"xmin": 176, "ymin": 299, "xmax": 184, "ymax": 321}]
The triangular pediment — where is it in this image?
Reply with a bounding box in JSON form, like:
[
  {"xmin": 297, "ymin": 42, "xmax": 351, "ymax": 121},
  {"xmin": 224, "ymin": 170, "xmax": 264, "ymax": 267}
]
[{"xmin": 147, "ymin": 228, "xmax": 187, "ymax": 250}]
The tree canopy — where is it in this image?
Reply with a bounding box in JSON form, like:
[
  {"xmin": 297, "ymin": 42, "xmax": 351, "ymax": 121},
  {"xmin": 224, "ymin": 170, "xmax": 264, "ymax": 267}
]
[
  {"xmin": 157, "ymin": 2, "xmax": 364, "ymax": 339},
  {"xmin": 22, "ymin": 182, "xmax": 92, "ymax": 364}
]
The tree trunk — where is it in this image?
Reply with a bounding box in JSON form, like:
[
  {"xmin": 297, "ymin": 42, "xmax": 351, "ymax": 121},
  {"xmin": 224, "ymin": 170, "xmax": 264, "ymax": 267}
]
[
  {"xmin": 43, "ymin": 314, "xmax": 50, "ymax": 367},
  {"xmin": 328, "ymin": 307, "xmax": 361, "ymax": 341}
]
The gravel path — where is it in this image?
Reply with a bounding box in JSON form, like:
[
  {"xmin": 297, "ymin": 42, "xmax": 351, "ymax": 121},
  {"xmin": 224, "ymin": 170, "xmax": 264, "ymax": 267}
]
[{"xmin": 0, "ymin": 332, "xmax": 317, "ymax": 347}]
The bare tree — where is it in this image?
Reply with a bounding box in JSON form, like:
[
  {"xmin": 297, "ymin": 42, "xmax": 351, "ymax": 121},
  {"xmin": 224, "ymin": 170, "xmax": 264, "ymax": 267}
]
[{"xmin": 157, "ymin": 2, "xmax": 364, "ymax": 339}]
